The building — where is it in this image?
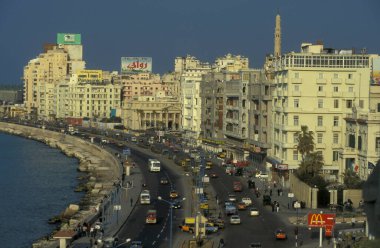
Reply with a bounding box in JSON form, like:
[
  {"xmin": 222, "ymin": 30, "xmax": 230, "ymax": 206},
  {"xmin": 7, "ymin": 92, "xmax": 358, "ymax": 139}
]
[
  {"xmin": 213, "ymin": 54, "xmax": 249, "ymax": 72},
  {"xmin": 56, "ymin": 70, "xmax": 121, "ymax": 119},
  {"xmin": 271, "ymin": 42, "xmax": 379, "ymax": 181},
  {"xmin": 122, "ymin": 94, "xmax": 181, "ymax": 131},
  {"xmin": 121, "ymin": 73, "xmax": 167, "ymax": 101},
  {"xmin": 23, "ymin": 33, "xmax": 85, "ymax": 119}
]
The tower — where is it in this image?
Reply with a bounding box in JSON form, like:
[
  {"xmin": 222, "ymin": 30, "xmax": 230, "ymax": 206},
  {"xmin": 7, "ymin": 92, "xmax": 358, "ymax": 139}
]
[{"xmin": 274, "ymin": 13, "xmax": 281, "ymax": 57}]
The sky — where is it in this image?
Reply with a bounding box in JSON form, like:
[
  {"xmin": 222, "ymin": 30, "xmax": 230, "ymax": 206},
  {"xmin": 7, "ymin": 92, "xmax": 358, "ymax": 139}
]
[{"xmin": 0, "ymin": 0, "xmax": 379, "ymax": 85}]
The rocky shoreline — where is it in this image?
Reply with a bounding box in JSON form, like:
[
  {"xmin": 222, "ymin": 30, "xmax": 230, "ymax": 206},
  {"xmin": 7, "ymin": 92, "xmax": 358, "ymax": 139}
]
[{"xmin": 0, "ymin": 122, "xmax": 121, "ymax": 248}]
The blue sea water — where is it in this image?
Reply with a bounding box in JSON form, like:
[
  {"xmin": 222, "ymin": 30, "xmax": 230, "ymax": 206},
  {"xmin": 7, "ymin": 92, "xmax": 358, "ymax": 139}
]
[{"xmin": 0, "ymin": 133, "xmax": 84, "ymax": 248}]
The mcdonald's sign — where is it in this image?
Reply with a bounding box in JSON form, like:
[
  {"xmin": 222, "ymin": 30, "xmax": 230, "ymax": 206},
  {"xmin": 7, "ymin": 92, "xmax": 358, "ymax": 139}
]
[{"xmin": 307, "ymin": 213, "xmax": 336, "ymax": 227}]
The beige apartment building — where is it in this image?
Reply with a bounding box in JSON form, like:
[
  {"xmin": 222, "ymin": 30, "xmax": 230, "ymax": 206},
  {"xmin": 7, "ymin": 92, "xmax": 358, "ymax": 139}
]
[
  {"xmin": 122, "ymin": 94, "xmax": 181, "ymax": 131},
  {"xmin": 56, "ymin": 71, "xmax": 121, "ymax": 119},
  {"xmin": 121, "ymin": 73, "xmax": 168, "ymax": 101},
  {"xmin": 344, "ymin": 84, "xmax": 380, "ymax": 180},
  {"xmin": 23, "ymin": 33, "xmax": 85, "ymax": 119},
  {"xmin": 271, "ymin": 42, "xmax": 379, "ymax": 181}
]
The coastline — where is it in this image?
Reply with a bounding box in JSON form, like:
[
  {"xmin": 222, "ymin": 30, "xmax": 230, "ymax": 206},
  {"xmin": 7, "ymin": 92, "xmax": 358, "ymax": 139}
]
[{"xmin": 0, "ymin": 122, "xmax": 121, "ymax": 247}]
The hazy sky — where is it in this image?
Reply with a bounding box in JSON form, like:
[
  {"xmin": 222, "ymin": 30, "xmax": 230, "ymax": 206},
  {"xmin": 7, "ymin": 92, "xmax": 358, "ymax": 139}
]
[{"xmin": 0, "ymin": 0, "xmax": 379, "ymax": 85}]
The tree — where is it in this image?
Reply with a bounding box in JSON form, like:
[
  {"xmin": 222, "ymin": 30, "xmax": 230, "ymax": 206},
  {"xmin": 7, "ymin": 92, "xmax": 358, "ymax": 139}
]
[
  {"xmin": 297, "ymin": 151, "xmax": 324, "ymax": 179},
  {"xmin": 343, "ymin": 169, "xmax": 364, "ymax": 189},
  {"xmin": 296, "ymin": 126, "xmax": 315, "ymax": 162}
]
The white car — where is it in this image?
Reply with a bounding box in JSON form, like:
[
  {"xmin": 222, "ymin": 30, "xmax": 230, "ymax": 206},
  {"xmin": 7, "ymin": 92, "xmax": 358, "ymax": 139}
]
[
  {"xmin": 256, "ymin": 172, "xmax": 269, "ymax": 179},
  {"xmin": 228, "ymin": 194, "xmax": 237, "ymax": 202},
  {"xmin": 249, "ymin": 208, "xmax": 260, "ymax": 216},
  {"xmin": 230, "ymin": 215, "xmax": 241, "ymax": 224},
  {"xmin": 241, "ymin": 197, "xmax": 252, "ymax": 206}
]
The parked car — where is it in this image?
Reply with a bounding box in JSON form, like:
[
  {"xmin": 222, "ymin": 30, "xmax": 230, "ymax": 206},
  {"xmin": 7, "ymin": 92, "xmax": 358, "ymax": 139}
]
[
  {"xmin": 230, "ymin": 215, "xmax": 241, "ymax": 224},
  {"xmin": 237, "ymin": 202, "xmax": 247, "ymax": 210},
  {"xmin": 205, "ymin": 223, "xmax": 219, "ymax": 234},
  {"xmin": 160, "ymin": 177, "xmax": 169, "ymax": 185},
  {"xmin": 249, "ymin": 208, "xmax": 260, "ymax": 216}
]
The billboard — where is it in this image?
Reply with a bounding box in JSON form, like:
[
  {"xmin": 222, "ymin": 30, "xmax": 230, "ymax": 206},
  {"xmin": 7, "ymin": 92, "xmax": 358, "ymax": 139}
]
[
  {"xmin": 121, "ymin": 57, "xmax": 152, "ymax": 73},
  {"xmin": 57, "ymin": 33, "xmax": 81, "ymax": 45},
  {"xmin": 307, "ymin": 213, "xmax": 336, "ymax": 227},
  {"xmin": 371, "ymin": 57, "xmax": 380, "ymax": 85}
]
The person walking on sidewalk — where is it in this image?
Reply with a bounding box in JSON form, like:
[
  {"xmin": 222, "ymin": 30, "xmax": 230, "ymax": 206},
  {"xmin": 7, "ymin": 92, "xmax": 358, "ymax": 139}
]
[{"xmin": 130, "ymin": 197, "xmax": 133, "ymax": 207}]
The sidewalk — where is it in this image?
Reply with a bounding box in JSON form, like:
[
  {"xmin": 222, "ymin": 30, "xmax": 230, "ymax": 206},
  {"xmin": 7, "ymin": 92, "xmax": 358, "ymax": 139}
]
[{"xmin": 70, "ymin": 155, "xmax": 143, "ymax": 247}]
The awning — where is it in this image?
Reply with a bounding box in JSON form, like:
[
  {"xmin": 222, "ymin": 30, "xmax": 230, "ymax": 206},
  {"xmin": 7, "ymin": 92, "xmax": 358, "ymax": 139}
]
[{"xmin": 266, "ymin": 156, "xmax": 282, "ymax": 166}]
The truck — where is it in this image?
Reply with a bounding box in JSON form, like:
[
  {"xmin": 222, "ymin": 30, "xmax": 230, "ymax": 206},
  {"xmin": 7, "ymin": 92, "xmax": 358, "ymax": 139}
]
[
  {"xmin": 140, "ymin": 190, "xmax": 151, "ymax": 204},
  {"xmin": 179, "ymin": 217, "xmax": 196, "ymax": 233},
  {"xmin": 145, "ymin": 210, "xmax": 157, "ymax": 224},
  {"xmin": 148, "ymin": 159, "xmax": 161, "ymax": 172}
]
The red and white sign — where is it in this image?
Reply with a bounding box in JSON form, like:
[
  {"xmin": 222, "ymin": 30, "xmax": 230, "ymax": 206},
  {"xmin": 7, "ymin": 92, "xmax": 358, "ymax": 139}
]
[{"xmin": 307, "ymin": 213, "xmax": 336, "ymax": 228}]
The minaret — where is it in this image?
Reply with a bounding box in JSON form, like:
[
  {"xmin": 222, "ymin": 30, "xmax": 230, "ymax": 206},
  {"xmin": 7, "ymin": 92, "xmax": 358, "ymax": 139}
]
[{"xmin": 274, "ymin": 12, "xmax": 281, "ymax": 57}]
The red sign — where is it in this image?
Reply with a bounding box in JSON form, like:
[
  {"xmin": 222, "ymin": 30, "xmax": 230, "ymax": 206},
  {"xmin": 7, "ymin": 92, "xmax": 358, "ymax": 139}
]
[
  {"xmin": 325, "ymin": 225, "xmax": 333, "ymax": 237},
  {"xmin": 308, "ymin": 213, "xmax": 336, "ymax": 227}
]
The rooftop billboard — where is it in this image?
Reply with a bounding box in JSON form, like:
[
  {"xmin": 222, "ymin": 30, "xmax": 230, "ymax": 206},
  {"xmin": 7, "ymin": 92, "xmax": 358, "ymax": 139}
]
[
  {"xmin": 121, "ymin": 57, "xmax": 152, "ymax": 73},
  {"xmin": 57, "ymin": 33, "xmax": 81, "ymax": 45}
]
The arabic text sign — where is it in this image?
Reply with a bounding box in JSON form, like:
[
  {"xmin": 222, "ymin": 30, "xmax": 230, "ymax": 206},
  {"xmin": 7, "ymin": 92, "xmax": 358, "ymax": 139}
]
[
  {"xmin": 307, "ymin": 213, "xmax": 336, "ymax": 227},
  {"xmin": 121, "ymin": 57, "xmax": 152, "ymax": 73}
]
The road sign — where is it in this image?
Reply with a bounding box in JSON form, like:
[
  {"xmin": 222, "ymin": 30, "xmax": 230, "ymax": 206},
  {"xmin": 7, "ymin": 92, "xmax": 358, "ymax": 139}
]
[
  {"xmin": 113, "ymin": 205, "xmax": 121, "ymax": 211},
  {"xmin": 123, "ymin": 148, "xmax": 131, "ymax": 156},
  {"xmin": 288, "ymin": 193, "xmax": 294, "ymax": 198},
  {"xmin": 308, "ymin": 213, "xmax": 336, "ymax": 227}
]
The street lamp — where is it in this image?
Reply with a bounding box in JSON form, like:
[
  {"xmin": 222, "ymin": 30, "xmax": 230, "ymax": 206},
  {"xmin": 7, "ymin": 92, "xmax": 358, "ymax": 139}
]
[{"xmin": 157, "ymin": 196, "xmax": 186, "ymax": 248}]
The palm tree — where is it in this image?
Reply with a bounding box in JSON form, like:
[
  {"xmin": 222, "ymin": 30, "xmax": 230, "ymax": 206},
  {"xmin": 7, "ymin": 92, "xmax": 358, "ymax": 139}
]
[
  {"xmin": 296, "ymin": 125, "xmax": 315, "ymax": 162},
  {"xmin": 298, "ymin": 151, "xmax": 324, "ymax": 178}
]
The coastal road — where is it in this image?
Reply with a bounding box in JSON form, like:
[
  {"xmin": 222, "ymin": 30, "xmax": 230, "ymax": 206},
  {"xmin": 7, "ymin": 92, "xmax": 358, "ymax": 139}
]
[{"xmin": 109, "ymin": 144, "xmax": 188, "ymax": 247}]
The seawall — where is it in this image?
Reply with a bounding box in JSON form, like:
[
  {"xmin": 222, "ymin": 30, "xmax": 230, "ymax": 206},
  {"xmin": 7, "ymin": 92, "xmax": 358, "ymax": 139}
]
[{"xmin": 0, "ymin": 122, "xmax": 121, "ymax": 247}]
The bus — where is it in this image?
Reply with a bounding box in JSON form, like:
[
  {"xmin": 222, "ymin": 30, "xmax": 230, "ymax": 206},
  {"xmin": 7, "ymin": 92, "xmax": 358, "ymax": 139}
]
[
  {"xmin": 140, "ymin": 190, "xmax": 151, "ymax": 204},
  {"xmin": 148, "ymin": 159, "xmax": 161, "ymax": 172}
]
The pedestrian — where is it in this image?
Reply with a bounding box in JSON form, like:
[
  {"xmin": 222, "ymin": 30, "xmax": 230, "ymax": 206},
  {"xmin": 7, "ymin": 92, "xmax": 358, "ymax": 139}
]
[
  {"xmin": 270, "ymin": 189, "xmax": 272, "ymax": 196},
  {"xmin": 82, "ymin": 224, "xmax": 88, "ymax": 237},
  {"xmin": 272, "ymin": 203, "xmax": 275, "ymax": 212},
  {"xmin": 219, "ymin": 238, "xmax": 225, "ymax": 247},
  {"xmin": 130, "ymin": 197, "xmax": 133, "ymax": 207},
  {"xmin": 351, "ymin": 217, "xmax": 356, "ymax": 227},
  {"xmin": 277, "ymin": 189, "xmax": 280, "ymax": 196},
  {"xmin": 90, "ymin": 238, "xmax": 93, "ymax": 247},
  {"xmin": 90, "ymin": 227, "xmax": 94, "ymax": 238},
  {"xmin": 274, "ymin": 181, "xmax": 277, "ymax": 188},
  {"xmin": 276, "ymin": 202, "xmax": 280, "ymax": 212}
]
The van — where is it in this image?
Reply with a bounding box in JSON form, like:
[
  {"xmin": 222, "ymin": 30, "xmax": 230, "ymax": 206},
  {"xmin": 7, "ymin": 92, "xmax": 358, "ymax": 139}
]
[
  {"xmin": 148, "ymin": 159, "xmax": 161, "ymax": 172},
  {"xmin": 140, "ymin": 190, "xmax": 151, "ymax": 204}
]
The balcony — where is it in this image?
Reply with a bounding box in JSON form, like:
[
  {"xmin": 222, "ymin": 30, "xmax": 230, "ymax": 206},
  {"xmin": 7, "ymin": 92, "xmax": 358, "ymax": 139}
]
[
  {"xmin": 315, "ymin": 143, "xmax": 326, "ymax": 149},
  {"xmin": 331, "ymin": 78, "xmax": 343, "ymax": 84},
  {"xmin": 317, "ymin": 92, "xmax": 326, "ymax": 97},
  {"xmin": 291, "ymin": 78, "xmax": 302, "ymax": 84},
  {"xmin": 292, "ymin": 91, "xmax": 301, "ymax": 97},
  {"xmin": 342, "ymin": 147, "xmax": 357, "ymax": 156},
  {"xmin": 345, "ymin": 79, "xmax": 355, "ymax": 85},
  {"xmin": 316, "ymin": 78, "xmax": 327, "ymax": 84},
  {"xmin": 315, "ymin": 126, "xmax": 326, "ymax": 132},
  {"xmin": 332, "ymin": 92, "xmax": 342, "ymax": 97}
]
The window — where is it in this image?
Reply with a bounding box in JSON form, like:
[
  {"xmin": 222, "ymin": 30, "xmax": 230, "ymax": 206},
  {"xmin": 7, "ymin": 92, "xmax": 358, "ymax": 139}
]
[
  {"xmin": 319, "ymin": 73, "xmax": 323, "ymax": 79},
  {"xmin": 359, "ymin": 100, "xmax": 364, "ymax": 108},
  {"xmin": 346, "ymin": 100, "xmax": 353, "ymax": 108},
  {"xmin": 333, "ymin": 151, "xmax": 339, "ymax": 161},
  {"xmin": 333, "ymin": 86, "xmax": 339, "ymax": 92},
  {"xmin": 295, "ymin": 73, "xmax": 299, "ymax": 79},
  {"xmin": 334, "ymin": 99, "xmax": 339, "ymax": 108},
  {"xmin": 333, "ymin": 133, "xmax": 339, "ymax": 144},
  {"xmin": 378, "ymin": 103, "xmax": 380, "ymax": 112},
  {"xmin": 293, "ymin": 133, "xmax": 298, "ymax": 143},
  {"xmin": 293, "ymin": 150, "xmax": 298, "ymax": 161},
  {"xmin": 318, "ymin": 99, "xmax": 324, "ymax": 108},
  {"xmin": 334, "ymin": 73, "xmax": 338, "ymax": 79},
  {"xmin": 294, "ymin": 99, "xmax": 299, "ymax": 108},
  {"xmin": 358, "ymin": 136, "xmax": 362, "ymax": 150},
  {"xmin": 348, "ymin": 73, "xmax": 353, "ymax": 79},
  {"xmin": 294, "ymin": 85, "xmax": 299, "ymax": 91},
  {"xmin": 317, "ymin": 116, "xmax": 323, "ymax": 126},
  {"xmin": 348, "ymin": 134, "xmax": 355, "ymax": 148},
  {"xmin": 348, "ymin": 87, "xmax": 354, "ymax": 92},
  {"xmin": 317, "ymin": 133, "xmax": 323, "ymax": 143},
  {"xmin": 334, "ymin": 116, "xmax": 339, "ymax": 126},
  {"xmin": 293, "ymin": 116, "xmax": 299, "ymax": 126},
  {"xmin": 318, "ymin": 86, "xmax": 323, "ymax": 92}
]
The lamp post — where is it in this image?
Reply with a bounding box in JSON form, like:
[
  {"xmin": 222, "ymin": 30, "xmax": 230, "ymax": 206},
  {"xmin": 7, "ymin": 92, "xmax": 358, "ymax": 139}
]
[{"xmin": 158, "ymin": 196, "xmax": 186, "ymax": 248}]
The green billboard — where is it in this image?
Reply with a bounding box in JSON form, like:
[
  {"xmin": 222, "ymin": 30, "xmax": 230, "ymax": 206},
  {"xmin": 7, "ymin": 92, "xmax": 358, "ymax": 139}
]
[{"xmin": 57, "ymin": 33, "xmax": 81, "ymax": 45}]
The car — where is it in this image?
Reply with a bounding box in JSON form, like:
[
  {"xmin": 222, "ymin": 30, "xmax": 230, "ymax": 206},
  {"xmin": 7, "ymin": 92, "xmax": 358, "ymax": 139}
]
[
  {"xmin": 160, "ymin": 177, "xmax": 169, "ymax": 185},
  {"xmin": 256, "ymin": 172, "xmax": 269, "ymax": 179},
  {"xmin": 102, "ymin": 237, "xmax": 118, "ymax": 248},
  {"xmin": 237, "ymin": 202, "xmax": 247, "ymax": 210},
  {"xmin": 275, "ymin": 229, "xmax": 287, "ymax": 240},
  {"xmin": 205, "ymin": 223, "xmax": 219, "ymax": 234},
  {"xmin": 230, "ymin": 215, "xmax": 241, "ymax": 224},
  {"xmin": 263, "ymin": 195, "xmax": 272, "ymax": 206},
  {"xmin": 228, "ymin": 194, "xmax": 237, "ymax": 202},
  {"xmin": 249, "ymin": 208, "xmax": 260, "ymax": 216},
  {"xmin": 170, "ymin": 190, "xmax": 179, "ymax": 198},
  {"xmin": 249, "ymin": 242, "xmax": 262, "ymax": 248},
  {"xmin": 130, "ymin": 240, "xmax": 143, "ymax": 247},
  {"xmin": 131, "ymin": 137, "xmax": 137, "ymax": 142},
  {"xmin": 225, "ymin": 202, "xmax": 237, "ymax": 215},
  {"xmin": 233, "ymin": 181, "xmax": 243, "ymax": 192},
  {"xmin": 241, "ymin": 197, "xmax": 252, "ymax": 206},
  {"xmin": 208, "ymin": 218, "xmax": 225, "ymax": 229},
  {"xmin": 210, "ymin": 173, "xmax": 218, "ymax": 178}
]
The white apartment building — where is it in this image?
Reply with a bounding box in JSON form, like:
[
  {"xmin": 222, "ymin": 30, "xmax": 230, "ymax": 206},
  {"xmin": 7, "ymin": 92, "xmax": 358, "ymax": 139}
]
[
  {"xmin": 271, "ymin": 42, "xmax": 379, "ymax": 181},
  {"xmin": 56, "ymin": 71, "xmax": 121, "ymax": 119}
]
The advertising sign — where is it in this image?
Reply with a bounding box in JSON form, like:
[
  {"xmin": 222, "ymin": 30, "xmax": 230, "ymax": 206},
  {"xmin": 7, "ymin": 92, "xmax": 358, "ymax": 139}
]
[
  {"xmin": 307, "ymin": 213, "xmax": 336, "ymax": 227},
  {"xmin": 371, "ymin": 57, "xmax": 380, "ymax": 85},
  {"xmin": 121, "ymin": 57, "xmax": 152, "ymax": 73},
  {"xmin": 57, "ymin": 33, "xmax": 81, "ymax": 45}
]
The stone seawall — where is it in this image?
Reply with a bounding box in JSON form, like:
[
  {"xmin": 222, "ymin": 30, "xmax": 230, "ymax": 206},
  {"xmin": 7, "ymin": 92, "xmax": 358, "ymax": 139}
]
[{"xmin": 0, "ymin": 122, "xmax": 121, "ymax": 247}]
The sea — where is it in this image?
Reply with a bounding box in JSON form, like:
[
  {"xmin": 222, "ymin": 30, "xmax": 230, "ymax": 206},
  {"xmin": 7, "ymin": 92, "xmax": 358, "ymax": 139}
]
[{"xmin": 0, "ymin": 132, "xmax": 84, "ymax": 248}]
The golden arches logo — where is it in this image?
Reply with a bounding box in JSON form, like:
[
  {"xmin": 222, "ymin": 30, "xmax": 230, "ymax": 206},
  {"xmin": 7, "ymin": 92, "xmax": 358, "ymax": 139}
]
[{"xmin": 310, "ymin": 214, "xmax": 324, "ymax": 225}]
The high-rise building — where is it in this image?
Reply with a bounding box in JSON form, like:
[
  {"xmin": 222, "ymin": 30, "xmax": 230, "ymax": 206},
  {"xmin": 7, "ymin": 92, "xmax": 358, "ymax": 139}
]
[{"xmin": 271, "ymin": 42, "xmax": 379, "ymax": 181}]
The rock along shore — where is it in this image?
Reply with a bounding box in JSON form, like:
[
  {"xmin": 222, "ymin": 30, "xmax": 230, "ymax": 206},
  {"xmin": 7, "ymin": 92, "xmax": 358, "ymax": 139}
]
[{"xmin": 0, "ymin": 122, "xmax": 121, "ymax": 248}]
